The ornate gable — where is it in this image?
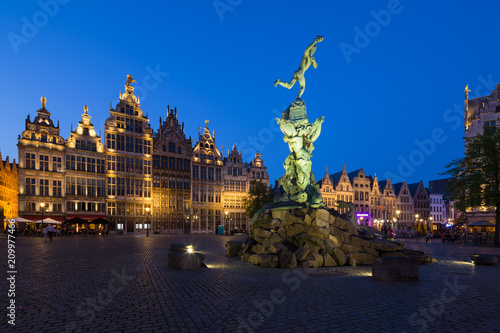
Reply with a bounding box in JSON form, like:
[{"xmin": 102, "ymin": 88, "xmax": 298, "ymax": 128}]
[
  {"xmin": 154, "ymin": 105, "xmax": 192, "ymax": 154},
  {"xmin": 193, "ymin": 121, "xmax": 222, "ymax": 161},
  {"xmin": 67, "ymin": 105, "xmax": 105, "ymax": 152},
  {"xmin": 371, "ymin": 173, "xmax": 380, "ymax": 195},
  {"xmin": 20, "ymin": 97, "xmax": 65, "ymax": 146}
]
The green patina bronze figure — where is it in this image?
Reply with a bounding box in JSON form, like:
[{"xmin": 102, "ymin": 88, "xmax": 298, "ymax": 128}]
[
  {"xmin": 274, "ymin": 36, "xmax": 325, "ymax": 208},
  {"xmin": 274, "ymin": 35, "xmax": 324, "ymax": 100}
]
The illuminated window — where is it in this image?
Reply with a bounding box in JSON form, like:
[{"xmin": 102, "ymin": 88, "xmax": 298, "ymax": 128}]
[{"xmin": 26, "ymin": 153, "xmax": 35, "ymax": 169}]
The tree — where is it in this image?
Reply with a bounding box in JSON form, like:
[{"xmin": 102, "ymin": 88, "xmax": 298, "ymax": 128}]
[
  {"xmin": 243, "ymin": 180, "xmax": 275, "ymax": 219},
  {"xmin": 441, "ymin": 127, "xmax": 500, "ymax": 246}
]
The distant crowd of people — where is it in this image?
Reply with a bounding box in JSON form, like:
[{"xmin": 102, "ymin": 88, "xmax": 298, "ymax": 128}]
[{"xmin": 6, "ymin": 225, "xmax": 109, "ymax": 238}]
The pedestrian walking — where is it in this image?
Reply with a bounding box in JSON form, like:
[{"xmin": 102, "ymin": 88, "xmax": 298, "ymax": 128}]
[
  {"xmin": 46, "ymin": 225, "xmax": 56, "ymax": 241},
  {"xmin": 425, "ymin": 232, "xmax": 433, "ymax": 243},
  {"xmin": 42, "ymin": 226, "xmax": 48, "ymax": 241},
  {"xmin": 387, "ymin": 225, "xmax": 394, "ymax": 241}
]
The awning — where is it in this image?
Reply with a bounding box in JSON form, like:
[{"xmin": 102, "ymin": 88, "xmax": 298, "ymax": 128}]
[
  {"xmin": 4, "ymin": 217, "xmax": 34, "ymax": 223},
  {"xmin": 91, "ymin": 217, "xmax": 110, "ymax": 225},
  {"xmin": 34, "ymin": 218, "xmax": 62, "ymax": 224},
  {"xmin": 65, "ymin": 217, "xmax": 88, "ymax": 224},
  {"xmin": 467, "ymin": 220, "xmax": 496, "ymax": 227},
  {"xmin": 465, "ymin": 215, "xmax": 494, "ymax": 223}
]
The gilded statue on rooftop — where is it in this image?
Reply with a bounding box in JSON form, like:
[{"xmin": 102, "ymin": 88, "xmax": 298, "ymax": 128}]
[{"xmin": 125, "ymin": 75, "xmax": 136, "ymax": 87}]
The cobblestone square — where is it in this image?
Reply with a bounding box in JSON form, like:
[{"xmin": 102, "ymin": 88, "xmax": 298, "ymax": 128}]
[{"xmin": 2, "ymin": 235, "xmax": 500, "ymax": 332}]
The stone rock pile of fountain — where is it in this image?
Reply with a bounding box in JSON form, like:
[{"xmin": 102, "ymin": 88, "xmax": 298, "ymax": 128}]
[{"xmin": 228, "ymin": 206, "xmax": 434, "ymax": 268}]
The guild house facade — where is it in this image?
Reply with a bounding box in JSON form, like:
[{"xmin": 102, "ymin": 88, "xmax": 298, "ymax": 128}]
[{"xmin": 14, "ymin": 75, "xmax": 269, "ymax": 234}]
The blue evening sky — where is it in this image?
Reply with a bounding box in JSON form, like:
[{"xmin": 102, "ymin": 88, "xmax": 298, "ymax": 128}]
[{"xmin": 1, "ymin": 1, "xmax": 500, "ymax": 186}]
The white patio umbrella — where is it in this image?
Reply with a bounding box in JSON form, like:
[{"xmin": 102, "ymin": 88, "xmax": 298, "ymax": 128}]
[
  {"xmin": 34, "ymin": 217, "xmax": 62, "ymax": 224},
  {"xmin": 4, "ymin": 217, "xmax": 34, "ymax": 223}
]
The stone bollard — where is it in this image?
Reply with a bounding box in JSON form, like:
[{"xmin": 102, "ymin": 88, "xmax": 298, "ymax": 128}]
[
  {"xmin": 225, "ymin": 241, "xmax": 244, "ymax": 257},
  {"xmin": 470, "ymin": 254, "xmax": 499, "ymax": 266},
  {"xmin": 372, "ymin": 256, "xmax": 419, "ymax": 281},
  {"xmin": 167, "ymin": 243, "xmax": 205, "ymax": 270},
  {"xmin": 169, "ymin": 243, "xmax": 190, "ymax": 253}
]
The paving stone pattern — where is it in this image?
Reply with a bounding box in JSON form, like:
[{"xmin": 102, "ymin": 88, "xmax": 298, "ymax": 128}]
[{"xmin": 1, "ymin": 235, "xmax": 500, "ymax": 332}]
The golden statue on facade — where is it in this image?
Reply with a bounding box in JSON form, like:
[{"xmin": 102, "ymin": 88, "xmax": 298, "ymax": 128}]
[{"xmin": 125, "ymin": 75, "xmax": 136, "ymax": 87}]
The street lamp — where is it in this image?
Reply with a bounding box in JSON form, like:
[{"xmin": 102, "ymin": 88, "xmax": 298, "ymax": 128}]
[
  {"xmin": 145, "ymin": 207, "xmax": 150, "ymax": 237},
  {"xmin": 414, "ymin": 214, "xmax": 419, "ymax": 237},
  {"xmin": 396, "ymin": 210, "xmax": 400, "ymax": 230},
  {"xmin": 40, "ymin": 202, "xmax": 45, "ymax": 235},
  {"xmin": 225, "ymin": 211, "xmax": 228, "ymax": 236},
  {"xmin": 429, "ymin": 216, "xmax": 433, "ymax": 233}
]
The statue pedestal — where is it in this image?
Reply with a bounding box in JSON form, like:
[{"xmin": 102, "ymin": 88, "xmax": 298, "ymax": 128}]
[
  {"xmin": 282, "ymin": 99, "xmax": 308, "ymax": 122},
  {"xmin": 275, "ymin": 99, "xmax": 324, "ymax": 207},
  {"xmin": 240, "ymin": 204, "xmax": 434, "ymax": 269}
]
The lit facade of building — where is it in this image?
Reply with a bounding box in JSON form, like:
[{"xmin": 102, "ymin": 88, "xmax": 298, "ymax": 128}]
[
  {"xmin": 393, "ymin": 181, "xmax": 414, "ymax": 228},
  {"xmin": 152, "ymin": 106, "xmax": 192, "ymax": 234},
  {"xmin": 350, "ymin": 169, "xmax": 372, "ymax": 217},
  {"xmin": 65, "ymin": 106, "xmax": 106, "ymax": 221},
  {"xmin": 369, "ymin": 175, "xmax": 382, "ymax": 223},
  {"xmin": 428, "ymin": 178, "xmax": 455, "ymax": 222},
  {"xmin": 408, "ymin": 181, "xmax": 430, "ymax": 229},
  {"xmin": 319, "ymin": 167, "xmax": 374, "ymax": 224},
  {"xmin": 319, "ymin": 166, "xmax": 353, "ymax": 213},
  {"xmin": 372, "ymin": 178, "xmax": 396, "ymax": 228},
  {"xmin": 0, "ymin": 153, "xmax": 18, "ymax": 225},
  {"xmin": 465, "ymin": 83, "xmax": 500, "ymax": 139},
  {"xmin": 320, "ymin": 166, "xmax": 435, "ymax": 230},
  {"xmin": 428, "ymin": 192, "xmax": 446, "ymax": 225},
  {"xmin": 191, "ymin": 122, "xmax": 223, "ymax": 234},
  {"xmin": 17, "ymin": 98, "xmax": 66, "ymax": 222},
  {"xmin": 13, "ymin": 76, "xmax": 273, "ymax": 234},
  {"xmin": 463, "ymin": 85, "xmax": 500, "ymax": 223},
  {"xmin": 104, "ymin": 77, "xmax": 153, "ymax": 233},
  {"xmin": 222, "ymin": 146, "xmax": 269, "ymax": 233}
]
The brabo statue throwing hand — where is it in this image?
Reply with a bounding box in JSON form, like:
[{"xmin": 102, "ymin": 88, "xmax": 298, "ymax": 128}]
[
  {"xmin": 273, "ymin": 36, "xmax": 326, "ymax": 207},
  {"xmin": 274, "ymin": 35, "xmax": 324, "ymax": 100}
]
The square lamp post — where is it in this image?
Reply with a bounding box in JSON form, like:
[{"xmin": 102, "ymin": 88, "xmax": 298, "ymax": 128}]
[
  {"xmin": 396, "ymin": 210, "xmax": 400, "ymax": 230},
  {"xmin": 225, "ymin": 211, "xmax": 228, "ymax": 236},
  {"xmin": 146, "ymin": 207, "xmax": 150, "ymax": 237},
  {"xmin": 40, "ymin": 202, "xmax": 45, "ymax": 235},
  {"xmin": 414, "ymin": 214, "xmax": 419, "ymax": 238}
]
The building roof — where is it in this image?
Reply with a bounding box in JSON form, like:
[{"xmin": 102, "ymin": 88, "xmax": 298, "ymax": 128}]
[
  {"xmin": 378, "ymin": 179, "xmax": 389, "ymax": 189},
  {"xmin": 407, "ymin": 182, "xmax": 421, "ymax": 197},
  {"xmin": 428, "ymin": 178, "xmax": 454, "ymax": 197},
  {"xmin": 328, "ymin": 170, "xmax": 344, "ymax": 185},
  {"xmin": 392, "ymin": 182, "xmax": 404, "ymax": 195},
  {"xmin": 346, "ymin": 169, "xmax": 361, "ymax": 183}
]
